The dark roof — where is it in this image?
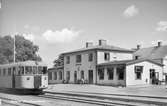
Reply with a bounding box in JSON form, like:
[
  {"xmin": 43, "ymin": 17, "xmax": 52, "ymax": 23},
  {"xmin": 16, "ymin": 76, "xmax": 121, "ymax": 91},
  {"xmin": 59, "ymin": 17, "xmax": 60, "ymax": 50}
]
[
  {"xmin": 97, "ymin": 59, "xmax": 163, "ymax": 67},
  {"xmin": 133, "ymin": 45, "xmax": 167, "ymax": 59},
  {"xmin": 61, "ymin": 45, "xmax": 134, "ymax": 55}
]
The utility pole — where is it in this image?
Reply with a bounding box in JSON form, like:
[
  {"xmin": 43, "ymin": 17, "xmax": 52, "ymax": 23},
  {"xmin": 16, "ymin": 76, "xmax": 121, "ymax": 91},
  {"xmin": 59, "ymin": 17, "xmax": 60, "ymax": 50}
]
[{"xmin": 13, "ymin": 34, "xmax": 16, "ymax": 63}]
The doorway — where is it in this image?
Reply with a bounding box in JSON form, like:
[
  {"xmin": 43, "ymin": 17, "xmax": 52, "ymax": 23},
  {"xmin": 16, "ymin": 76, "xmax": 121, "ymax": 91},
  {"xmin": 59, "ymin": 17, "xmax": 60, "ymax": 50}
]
[
  {"xmin": 150, "ymin": 69, "xmax": 159, "ymax": 84},
  {"xmin": 12, "ymin": 67, "xmax": 16, "ymax": 88},
  {"xmin": 74, "ymin": 71, "xmax": 77, "ymax": 83},
  {"xmin": 88, "ymin": 70, "xmax": 93, "ymax": 84}
]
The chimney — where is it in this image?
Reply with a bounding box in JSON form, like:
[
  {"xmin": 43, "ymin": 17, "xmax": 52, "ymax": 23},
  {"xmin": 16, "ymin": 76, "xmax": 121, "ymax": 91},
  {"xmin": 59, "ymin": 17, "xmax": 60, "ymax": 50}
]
[
  {"xmin": 158, "ymin": 41, "xmax": 162, "ymax": 47},
  {"xmin": 137, "ymin": 45, "xmax": 141, "ymax": 50},
  {"xmin": 99, "ymin": 39, "xmax": 107, "ymax": 46},
  {"xmin": 86, "ymin": 42, "xmax": 93, "ymax": 48}
]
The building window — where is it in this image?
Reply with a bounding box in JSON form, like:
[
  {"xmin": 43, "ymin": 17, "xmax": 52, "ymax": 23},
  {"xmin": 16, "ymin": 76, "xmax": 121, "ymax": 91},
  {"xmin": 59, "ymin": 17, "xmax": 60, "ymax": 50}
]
[
  {"xmin": 135, "ymin": 56, "xmax": 139, "ymax": 60},
  {"xmin": 107, "ymin": 67, "xmax": 114, "ymax": 80},
  {"xmin": 54, "ymin": 72, "xmax": 57, "ymax": 80},
  {"xmin": 88, "ymin": 53, "xmax": 93, "ymax": 62},
  {"xmin": 98, "ymin": 68, "xmax": 104, "ymax": 80},
  {"xmin": 117, "ymin": 66, "xmax": 125, "ymax": 80},
  {"xmin": 59, "ymin": 71, "xmax": 62, "ymax": 80},
  {"xmin": 104, "ymin": 53, "xmax": 110, "ymax": 61},
  {"xmin": 48, "ymin": 72, "xmax": 52, "ymax": 80},
  {"xmin": 66, "ymin": 56, "xmax": 70, "ymax": 64},
  {"xmin": 81, "ymin": 70, "xmax": 84, "ymax": 79},
  {"xmin": 76, "ymin": 55, "xmax": 82, "ymax": 63},
  {"xmin": 135, "ymin": 66, "xmax": 143, "ymax": 80},
  {"xmin": 66, "ymin": 71, "xmax": 70, "ymax": 81}
]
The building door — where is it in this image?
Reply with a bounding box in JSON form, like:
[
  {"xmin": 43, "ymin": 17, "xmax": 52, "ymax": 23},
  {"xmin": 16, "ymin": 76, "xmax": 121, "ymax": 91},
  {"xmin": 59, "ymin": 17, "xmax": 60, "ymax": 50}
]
[
  {"xmin": 74, "ymin": 71, "xmax": 77, "ymax": 83},
  {"xmin": 88, "ymin": 70, "xmax": 93, "ymax": 84},
  {"xmin": 150, "ymin": 69, "xmax": 156, "ymax": 84}
]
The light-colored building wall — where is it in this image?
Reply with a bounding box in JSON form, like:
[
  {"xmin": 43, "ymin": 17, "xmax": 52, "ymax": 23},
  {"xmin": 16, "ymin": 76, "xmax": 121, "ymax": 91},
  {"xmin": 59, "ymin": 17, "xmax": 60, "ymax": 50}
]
[
  {"xmin": 126, "ymin": 61, "xmax": 163, "ymax": 86},
  {"xmin": 64, "ymin": 50, "xmax": 97, "ymax": 83},
  {"xmin": 163, "ymin": 56, "xmax": 167, "ymax": 74},
  {"xmin": 97, "ymin": 51, "xmax": 133, "ymax": 64}
]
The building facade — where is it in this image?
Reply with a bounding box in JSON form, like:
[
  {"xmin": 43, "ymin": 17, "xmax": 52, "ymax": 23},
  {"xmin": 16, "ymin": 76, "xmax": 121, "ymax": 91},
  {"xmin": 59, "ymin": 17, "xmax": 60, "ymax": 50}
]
[
  {"xmin": 62, "ymin": 39, "xmax": 133, "ymax": 84},
  {"xmin": 97, "ymin": 59, "xmax": 163, "ymax": 86},
  {"xmin": 133, "ymin": 42, "xmax": 167, "ymax": 84},
  {"xmin": 48, "ymin": 55, "xmax": 64, "ymax": 84},
  {"xmin": 48, "ymin": 40, "xmax": 165, "ymax": 86}
]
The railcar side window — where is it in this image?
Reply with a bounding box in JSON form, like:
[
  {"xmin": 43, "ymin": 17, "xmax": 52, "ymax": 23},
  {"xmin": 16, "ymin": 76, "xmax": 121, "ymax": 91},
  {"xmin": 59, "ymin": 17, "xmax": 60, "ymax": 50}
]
[
  {"xmin": 25, "ymin": 66, "xmax": 33, "ymax": 75},
  {"xmin": 3, "ymin": 68, "xmax": 6, "ymax": 76},
  {"xmin": 0, "ymin": 68, "xmax": 1, "ymax": 76},
  {"xmin": 8, "ymin": 68, "xmax": 12, "ymax": 76}
]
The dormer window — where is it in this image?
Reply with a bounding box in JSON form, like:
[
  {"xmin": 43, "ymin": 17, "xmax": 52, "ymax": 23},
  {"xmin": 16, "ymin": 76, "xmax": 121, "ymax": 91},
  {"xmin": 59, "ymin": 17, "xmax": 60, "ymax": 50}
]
[{"xmin": 135, "ymin": 56, "xmax": 139, "ymax": 60}]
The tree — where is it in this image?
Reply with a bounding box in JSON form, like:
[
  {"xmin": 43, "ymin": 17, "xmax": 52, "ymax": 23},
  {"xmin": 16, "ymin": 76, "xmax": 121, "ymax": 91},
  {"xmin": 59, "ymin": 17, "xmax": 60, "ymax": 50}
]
[{"xmin": 0, "ymin": 35, "xmax": 42, "ymax": 64}]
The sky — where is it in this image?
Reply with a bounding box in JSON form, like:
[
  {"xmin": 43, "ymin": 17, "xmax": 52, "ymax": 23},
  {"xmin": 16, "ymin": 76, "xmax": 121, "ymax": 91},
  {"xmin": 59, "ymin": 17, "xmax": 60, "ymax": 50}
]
[{"xmin": 0, "ymin": 0, "xmax": 167, "ymax": 67}]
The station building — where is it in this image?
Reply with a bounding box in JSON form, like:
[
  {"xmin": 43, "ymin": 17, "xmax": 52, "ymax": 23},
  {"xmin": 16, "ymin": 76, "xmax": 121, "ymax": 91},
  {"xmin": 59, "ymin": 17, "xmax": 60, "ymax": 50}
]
[
  {"xmin": 48, "ymin": 40, "xmax": 166, "ymax": 86},
  {"xmin": 133, "ymin": 42, "xmax": 167, "ymax": 84},
  {"xmin": 48, "ymin": 55, "xmax": 63, "ymax": 84}
]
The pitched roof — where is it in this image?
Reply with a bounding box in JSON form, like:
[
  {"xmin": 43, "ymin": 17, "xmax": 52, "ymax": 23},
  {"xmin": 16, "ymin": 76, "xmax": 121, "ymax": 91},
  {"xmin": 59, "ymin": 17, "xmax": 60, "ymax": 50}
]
[
  {"xmin": 97, "ymin": 59, "xmax": 163, "ymax": 67},
  {"xmin": 61, "ymin": 45, "xmax": 134, "ymax": 55},
  {"xmin": 133, "ymin": 45, "xmax": 167, "ymax": 59}
]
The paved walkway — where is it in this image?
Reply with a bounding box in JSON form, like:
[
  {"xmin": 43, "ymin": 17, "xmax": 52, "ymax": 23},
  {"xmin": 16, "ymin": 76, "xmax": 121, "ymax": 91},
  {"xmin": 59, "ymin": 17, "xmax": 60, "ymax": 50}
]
[{"xmin": 45, "ymin": 84, "xmax": 167, "ymax": 98}]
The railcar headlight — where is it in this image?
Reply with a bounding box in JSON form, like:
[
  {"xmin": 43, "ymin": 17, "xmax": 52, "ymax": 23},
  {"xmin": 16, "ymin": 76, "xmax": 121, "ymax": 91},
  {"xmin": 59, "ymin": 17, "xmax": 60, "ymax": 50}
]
[{"xmin": 27, "ymin": 77, "xmax": 30, "ymax": 80}]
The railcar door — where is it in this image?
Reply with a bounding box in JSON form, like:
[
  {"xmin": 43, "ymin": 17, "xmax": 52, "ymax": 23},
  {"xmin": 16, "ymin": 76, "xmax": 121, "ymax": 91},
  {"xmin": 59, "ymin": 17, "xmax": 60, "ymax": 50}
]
[
  {"xmin": 34, "ymin": 75, "xmax": 41, "ymax": 88},
  {"xmin": 12, "ymin": 67, "xmax": 16, "ymax": 88}
]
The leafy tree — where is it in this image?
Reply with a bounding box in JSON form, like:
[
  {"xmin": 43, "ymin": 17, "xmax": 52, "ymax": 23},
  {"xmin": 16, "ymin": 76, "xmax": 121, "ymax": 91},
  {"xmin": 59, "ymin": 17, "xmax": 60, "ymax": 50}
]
[{"xmin": 0, "ymin": 35, "xmax": 42, "ymax": 64}]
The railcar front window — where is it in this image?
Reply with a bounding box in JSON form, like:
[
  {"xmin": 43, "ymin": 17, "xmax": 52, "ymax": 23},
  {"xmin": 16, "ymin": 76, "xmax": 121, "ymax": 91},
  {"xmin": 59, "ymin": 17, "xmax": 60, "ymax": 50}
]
[
  {"xmin": 18, "ymin": 66, "xmax": 24, "ymax": 75},
  {"xmin": 43, "ymin": 67, "xmax": 47, "ymax": 74},
  {"xmin": 25, "ymin": 66, "xmax": 33, "ymax": 75},
  {"xmin": 33, "ymin": 66, "xmax": 37, "ymax": 74},
  {"xmin": 38, "ymin": 66, "xmax": 43, "ymax": 74}
]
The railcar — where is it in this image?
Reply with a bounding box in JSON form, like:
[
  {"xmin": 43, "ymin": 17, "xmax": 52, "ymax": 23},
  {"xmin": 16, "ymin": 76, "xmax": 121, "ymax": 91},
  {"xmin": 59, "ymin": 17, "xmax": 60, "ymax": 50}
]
[{"xmin": 0, "ymin": 61, "xmax": 48, "ymax": 94}]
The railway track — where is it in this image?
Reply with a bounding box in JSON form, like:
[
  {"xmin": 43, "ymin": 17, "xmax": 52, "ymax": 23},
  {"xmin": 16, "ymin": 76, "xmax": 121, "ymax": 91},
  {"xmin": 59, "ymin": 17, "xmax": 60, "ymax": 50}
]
[
  {"xmin": 37, "ymin": 92, "xmax": 156, "ymax": 106},
  {"xmin": 0, "ymin": 96, "xmax": 40, "ymax": 106}
]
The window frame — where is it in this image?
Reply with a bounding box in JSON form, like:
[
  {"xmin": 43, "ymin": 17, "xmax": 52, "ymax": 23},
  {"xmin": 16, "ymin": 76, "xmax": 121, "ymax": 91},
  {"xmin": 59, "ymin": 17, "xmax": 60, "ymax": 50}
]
[
  {"xmin": 134, "ymin": 66, "xmax": 143, "ymax": 80},
  {"xmin": 66, "ymin": 71, "xmax": 70, "ymax": 81},
  {"xmin": 59, "ymin": 71, "xmax": 62, "ymax": 80},
  {"xmin": 66, "ymin": 56, "xmax": 70, "ymax": 64},
  {"xmin": 117, "ymin": 66, "xmax": 125, "ymax": 80},
  {"xmin": 88, "ymin": 53, "xmax": 93, "ymax": 62},
  {"xmin": 54, "ymin": 72, "xmax": 57, "ymax": 80},
  {"xmin": 107, "ymin": 67, "xmax": 114, "ymax": 80},
  {"xmin": 98, "ymin": 68, "xmax": 104, "ymax": 80},
  {"xmin": 76, "ymin": 54, "xmax": 82, "ymax": 63},
  {"xmin": 104, "ymin": 52, "xmax": 110, "ymax": 61}
]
